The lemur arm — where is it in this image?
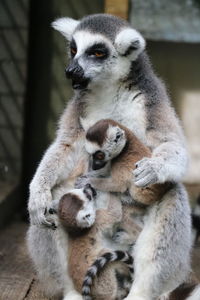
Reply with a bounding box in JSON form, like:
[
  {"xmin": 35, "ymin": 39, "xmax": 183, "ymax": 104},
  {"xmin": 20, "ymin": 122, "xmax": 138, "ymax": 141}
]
[
  {"xmin": 134, "ymin": 100, "xmax": 188, "ymax": 187},
  {"xmin": 89, "ymin": 177, "xmax": 128, "ymax": 193},
  {"xmin": 28, "ymin": 100, "xmax": 82, "ymax": 227},
  {"xmin": 89, "ymin": 165, "xmax": 131, "ymax": 193}
]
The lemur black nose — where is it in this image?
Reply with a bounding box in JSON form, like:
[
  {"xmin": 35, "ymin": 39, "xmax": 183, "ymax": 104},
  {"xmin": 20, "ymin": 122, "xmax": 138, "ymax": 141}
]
[{"xmin": 65, "ymin": 61, "xmax": 84, "ymax": 80}]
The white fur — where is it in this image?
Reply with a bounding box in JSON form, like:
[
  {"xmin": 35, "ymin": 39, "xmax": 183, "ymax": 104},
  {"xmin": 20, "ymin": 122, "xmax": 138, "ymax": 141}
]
[
  {"xmin": 187, "ymin": 285, "xmax": 200, "ymax": 300},
  {"xmin": 63, "ymin": 290, "xmax": 83, "ymax": 300},
  {"xmin": 74, "ymin": 189, "xmax": 96, "ymax": 228},
  {"xmin": 80, "ymin": 85, "xmax": 147, "ymax": 144},
  {"xmin": 105, "ymin": 125, "xmax": 126, "ymax": 157},
  {"xmin": 85, "ymin": 140, "xmax": 99, "ymax": 155},
  {"xmin": 115, "ymin": 28, "xmax": 146, "ymax": 60},
  {"xmin": 52, "ymin": 17, "xmax": 80, "ymax": 40}
]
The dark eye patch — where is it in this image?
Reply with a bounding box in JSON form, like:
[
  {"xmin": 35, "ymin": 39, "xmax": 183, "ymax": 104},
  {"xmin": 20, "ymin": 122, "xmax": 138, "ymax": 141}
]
[
  {"xmin": 114, "ymin": 132, "xmax": 122, "ymax": 143},
  {"xmin": 83, "ymin": 184, "xmax": 97, "ymax": 201},
  {"xmin": 86, "ymin": 43, "xmax": 109, "ymax": 59},
  {"xmin": 70, "ymin": 39, "xmax": 77, "ymax": 57}
]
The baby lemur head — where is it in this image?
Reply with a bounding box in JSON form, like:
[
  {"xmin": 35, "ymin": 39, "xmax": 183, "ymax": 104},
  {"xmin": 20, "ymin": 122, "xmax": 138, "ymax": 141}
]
[
  {"xmin": 58, "ymin": 184, "xmax": 97, "ymax": 235},
  {"xmin": 85, "ymin": 119, "xmax": 126, "ymax": 170}
]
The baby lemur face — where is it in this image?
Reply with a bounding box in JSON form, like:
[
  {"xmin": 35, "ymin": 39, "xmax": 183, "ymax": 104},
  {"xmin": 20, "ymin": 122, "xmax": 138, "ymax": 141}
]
[
  {"xmin": 58, "ymin": 184, "xmax": 97, "ymax": 234},
  {"xmin": 85, "ymin": 120, "xmax": 126, "ymax": 170}
]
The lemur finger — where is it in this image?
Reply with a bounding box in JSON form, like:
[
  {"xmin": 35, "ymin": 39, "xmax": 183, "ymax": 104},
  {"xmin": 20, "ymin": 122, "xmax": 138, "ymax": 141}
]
[
  {"xmin": 133, "ymin": 166, "xmax": 149, "ymax": 179},
  {"xmin": 135, "ymin": 157, "xmax": 149, "ymax": 168},
  {"xmin": 134, "ymin": 173, "xmax": 157, "ymax": 187}
]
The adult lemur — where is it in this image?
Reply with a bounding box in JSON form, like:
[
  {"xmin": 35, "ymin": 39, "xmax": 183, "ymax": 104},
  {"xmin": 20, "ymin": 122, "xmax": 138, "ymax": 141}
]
[{"xmin": 27, "ymin": 14, "xmax": 195, "ymax": 300}]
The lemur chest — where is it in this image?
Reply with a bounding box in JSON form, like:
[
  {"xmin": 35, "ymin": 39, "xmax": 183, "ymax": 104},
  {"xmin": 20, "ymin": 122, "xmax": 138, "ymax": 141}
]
[{"xmin": 80, "ymin": 88, "xmax": 147, "ymax": 143}]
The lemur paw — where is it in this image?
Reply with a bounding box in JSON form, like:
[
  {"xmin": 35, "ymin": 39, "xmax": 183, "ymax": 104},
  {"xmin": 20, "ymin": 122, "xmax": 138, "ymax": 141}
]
[
  {"xmin": 44, "ymin": 206, "xmax": 59, "ymax": 229},
  {"xmin": 133, "ymin": 157, "xmax": 163, "ymax": 187},
  {"xmin": 28, "ymin": 190, "xmax": 57, "ymax": 229},
  {"xmin": 75, "ymin": 175, "xmax": 91, "ymax": 189}
]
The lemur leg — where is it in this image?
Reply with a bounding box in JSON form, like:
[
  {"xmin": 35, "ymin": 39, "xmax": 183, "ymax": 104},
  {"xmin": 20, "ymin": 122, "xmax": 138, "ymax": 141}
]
[
  {"xmin": 27, "ymin": 225, "xmax": 75, "ymax": 298},
  {"xmin": 125, "ymin": 184, "xmax": 192, "ymax": 300}
]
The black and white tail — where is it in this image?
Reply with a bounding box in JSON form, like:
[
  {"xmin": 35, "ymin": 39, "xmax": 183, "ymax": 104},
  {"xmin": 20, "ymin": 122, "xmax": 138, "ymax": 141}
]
[
  {"xmin": 82, "ymin": 250, "xmax": 134, "ymax": 300},
  {"xmin": 192, "ymin": 195, "xmax": 200, "ymax": 244}
]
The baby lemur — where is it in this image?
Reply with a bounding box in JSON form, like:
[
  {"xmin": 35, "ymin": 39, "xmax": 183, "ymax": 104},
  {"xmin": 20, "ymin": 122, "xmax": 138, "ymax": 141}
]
[
  {"xmin": 57, "ymin": 184, "xmax": 136, "ymax": 300},
  {"xmin": 84, "ymin": 118, "xmax": 172, "ymax": 205}
]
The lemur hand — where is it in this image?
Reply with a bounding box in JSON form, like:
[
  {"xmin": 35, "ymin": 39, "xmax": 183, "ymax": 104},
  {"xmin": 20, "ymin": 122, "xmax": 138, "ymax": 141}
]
[
  {"xmin": 133, "ymin": 157, "xmax": 164, "ymax": 187},
  {"xmin": 75, "ymin": 174, "xmax": 92, "ymax": 189},
  {"xmin": 28, "ymin": 186, "xmax": 57, "ymax": 229}
]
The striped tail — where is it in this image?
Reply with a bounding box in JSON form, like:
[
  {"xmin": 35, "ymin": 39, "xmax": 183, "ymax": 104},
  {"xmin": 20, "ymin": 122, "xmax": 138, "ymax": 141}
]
[{"xmin": 82, "ymin": 250, "xmax": 134, "ymax": 300}]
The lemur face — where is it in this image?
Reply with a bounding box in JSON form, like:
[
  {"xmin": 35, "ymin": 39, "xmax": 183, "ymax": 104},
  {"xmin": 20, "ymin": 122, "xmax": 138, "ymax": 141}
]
[
  {"xmin": 85, "ymin": 124, "xmax": 126, "ymax": 170},
  {"xmin": 52, "ymin": 14, "xmax": 146, "ymax": 90},
  {"xmin": 58, "ymin": 184, "xmax": 97, "ymax": 233}
]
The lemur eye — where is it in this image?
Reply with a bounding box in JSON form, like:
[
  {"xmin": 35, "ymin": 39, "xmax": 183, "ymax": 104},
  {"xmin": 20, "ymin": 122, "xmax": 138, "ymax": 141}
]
[
  {"xmin": 94, "ymin": 151, "xmax": 105, "ymax": 160},
  {"xmin": 86, "ymin": 43, "xmax": 109, "ymax": 59},
  {"xmin": 94, "ymin": 51, "xmax": 105, "ymax": 58},
  {"xmin": 71, "ymin": 47, "xmax": 77, "ymax": 56}
]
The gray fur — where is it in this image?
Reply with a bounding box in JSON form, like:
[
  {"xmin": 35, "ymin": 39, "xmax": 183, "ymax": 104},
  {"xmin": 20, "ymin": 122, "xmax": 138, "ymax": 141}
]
[
  {"xmin": 27, "ymin": 13, "xmax": 192, "ymax": 300},
  {"xmin": 76, "ymin": 14, "xmax": 128, "ymax": 41}
]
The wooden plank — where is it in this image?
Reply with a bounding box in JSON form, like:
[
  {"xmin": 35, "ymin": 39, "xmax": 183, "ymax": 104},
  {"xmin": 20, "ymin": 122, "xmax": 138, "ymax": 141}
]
[
  {"xmin": 105, "ymin": 0, "xmax": 129, "ymax": 20},
  {"xmin": 0, "ymin": 222, "xmax": 34, "ymax": 300},
  {"xmin": 0, "ymin": 276, "xmax": 33, "ymax": 300},
  {"xmin": 24, "ymin": 279, "xmax": 52, "ymax": 300},
  {"xmin": 0, "ymin": 221, "xmax": 59, "ymax": 300}
]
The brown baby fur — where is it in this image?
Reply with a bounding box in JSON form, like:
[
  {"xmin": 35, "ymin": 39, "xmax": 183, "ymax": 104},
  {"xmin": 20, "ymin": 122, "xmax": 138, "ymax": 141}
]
[
  {"xmin": 58, "ymin": 193, "xmax": 86, "ymax": 236},
  {"xmin": 87, "ymin": 119, "xmax": 173, "ymax": 206},
  {"xmin": 58, "ymin": 191, "xmax": 141, "ymax": 299}
]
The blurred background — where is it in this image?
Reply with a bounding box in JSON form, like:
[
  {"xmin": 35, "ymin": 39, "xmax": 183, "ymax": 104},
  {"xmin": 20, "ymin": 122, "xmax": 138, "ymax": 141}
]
[{"xmin": 0, "ymin": 1, "xmax": 200, "ymax": 298}]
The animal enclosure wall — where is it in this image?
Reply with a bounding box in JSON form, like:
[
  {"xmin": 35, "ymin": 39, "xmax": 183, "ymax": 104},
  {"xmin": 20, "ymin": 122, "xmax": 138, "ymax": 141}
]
[{"xmin": 0, "ymin": 0, "xmax": 30, "ymax": 222}]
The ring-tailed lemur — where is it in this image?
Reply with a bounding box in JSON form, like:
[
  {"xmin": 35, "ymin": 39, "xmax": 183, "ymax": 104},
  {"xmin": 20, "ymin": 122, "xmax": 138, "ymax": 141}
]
[{"xmin": 27, "ymin": 14, "xmax": 196, "ymax": 300}]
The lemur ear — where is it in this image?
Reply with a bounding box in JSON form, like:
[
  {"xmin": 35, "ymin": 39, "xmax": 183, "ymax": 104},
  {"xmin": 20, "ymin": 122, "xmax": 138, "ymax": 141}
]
[
  {"xmin": 51, "ymin": 17, "xmax": 80, "ymax": 40},
  {"xmin": 115, "ymin": 28, "xmax": 146, "ymax": 60}
]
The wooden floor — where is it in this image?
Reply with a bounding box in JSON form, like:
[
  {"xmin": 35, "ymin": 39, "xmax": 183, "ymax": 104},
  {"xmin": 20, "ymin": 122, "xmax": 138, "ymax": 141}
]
[
  {"xmin": 0, "ymin": 221, "xmax": 200, "ymax": 300},
  {"xmin": 0, "ymin": 221, "xmax": 57, "ymax": 300}
]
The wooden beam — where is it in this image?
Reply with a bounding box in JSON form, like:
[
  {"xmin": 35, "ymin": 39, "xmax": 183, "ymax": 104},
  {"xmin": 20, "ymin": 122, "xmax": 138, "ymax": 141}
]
[{"xmin": 104, "ymin": 0, "xmax": 129, "ymax": 20}]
